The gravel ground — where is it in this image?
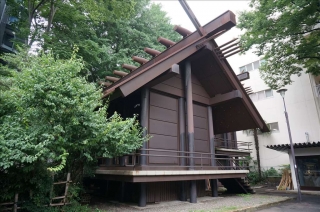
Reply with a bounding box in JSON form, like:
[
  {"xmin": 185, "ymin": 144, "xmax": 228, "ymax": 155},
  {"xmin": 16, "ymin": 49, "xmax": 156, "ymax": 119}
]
[{"xmin": 90, "ymin": 194, "xmax": 291, "ymax": 212}]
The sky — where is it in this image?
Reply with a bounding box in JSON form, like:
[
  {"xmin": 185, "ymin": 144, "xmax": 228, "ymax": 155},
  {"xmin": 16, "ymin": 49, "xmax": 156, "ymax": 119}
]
[{"xmin": 152, "ymin": 0, "xmax": 260, "ymax": 74}]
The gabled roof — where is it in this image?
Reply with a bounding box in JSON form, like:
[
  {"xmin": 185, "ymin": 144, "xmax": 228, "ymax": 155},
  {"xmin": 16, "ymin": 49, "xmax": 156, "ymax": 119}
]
[
  {"xmin": 267, "ymin": 142, "xmax": 320, "ymax": 152},
  {"xmin": 102, "ymin": 10, "xmax": 269, "ymax": 133}
]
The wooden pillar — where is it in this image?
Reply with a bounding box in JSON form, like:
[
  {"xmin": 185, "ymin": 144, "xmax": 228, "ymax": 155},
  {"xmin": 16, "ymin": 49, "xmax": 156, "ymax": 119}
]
[
  {"xmin": 105, "ymin": 158, "xmax": 112, "ymax": 166},
  {"xmin": 210, "ymin": 179, "xmax": 218, "ymax": 197},
  {"xmin": 120, "ymin": 156, "xmax": 125, "ymax": 166},
  {"xmin": 179, "ymin": 97, "xmax": 186, "ymax": 166},
  {"xmin": 138, "ymin": 183, "xmax": 146, "ymax": 207},
  {"xmin": 140, "ymin": 87, "xmax": 149, "ymax": 166},
  {"xmin": 184, "ymin": 61, "xmax": 197, "ymax": 203},
  {"xmin": 185, "ymin": 61, "xmax": 195, "ymax": 169},
  {"xmin": 207, "ymin": 106, "xmax": 218, "ymax": 197}
]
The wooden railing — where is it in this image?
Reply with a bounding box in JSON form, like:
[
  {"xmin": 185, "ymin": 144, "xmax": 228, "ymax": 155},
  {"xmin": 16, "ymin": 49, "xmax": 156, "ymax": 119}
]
[{"xmin": 98, "ymin": 148, "xmax": 250, "ymax": 171}]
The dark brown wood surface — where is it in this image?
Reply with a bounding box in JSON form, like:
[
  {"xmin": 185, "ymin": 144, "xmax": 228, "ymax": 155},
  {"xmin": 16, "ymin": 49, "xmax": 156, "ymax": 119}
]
[{"xmin": 148, "ymin": 92, "xmax": 179, "ymax": 165}]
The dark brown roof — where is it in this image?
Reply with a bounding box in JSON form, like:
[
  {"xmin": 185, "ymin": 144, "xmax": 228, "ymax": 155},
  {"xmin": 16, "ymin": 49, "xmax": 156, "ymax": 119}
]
[
  {"xmin": 102, "ymin": 10, "xmax": 270, "ymax": 134},
  {"xmin": 266, "ymin": 142, "xmax": 320, "ymax": 152}
]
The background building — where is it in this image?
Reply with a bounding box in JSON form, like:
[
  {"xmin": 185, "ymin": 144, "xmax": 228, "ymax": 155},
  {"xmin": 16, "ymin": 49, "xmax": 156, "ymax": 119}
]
[
  {"xmin": 0, "ymin": 0, "xmax": 18, "ymax": 54},
  {"xmin": 236, "ymin": 60, "xmax": 320, "ymax": 172}
]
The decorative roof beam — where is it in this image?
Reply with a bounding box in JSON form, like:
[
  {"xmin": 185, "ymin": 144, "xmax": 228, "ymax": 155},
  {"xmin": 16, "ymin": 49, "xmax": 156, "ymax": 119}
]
[
  {"xmin": 179, "ymin": 0, "xmax": 206, "ymax": 36},
  {"xmin": 144, "ymin": 48, "xmax": 161, "ymax": 57},
  {"xmin": 210, "ymin": 90, "xmax": 242, "ymax": 106},
  {"xmin": 122, "ymin": 64, "xmax": 137, "ymax": 72},
  {"xmin": 103, "ymin": 10, "xmax": 237, "ymax": 98},
  {"xmin": 219, "ymin": 49, "xmax": 242, "ymax": 59},
  {"xmin": 196, "ymin": 30, "xmax": 226, "ymax": 49},
  {"xmin": 218, "ymin": 42, "xmax": 240, "ymax": 52},
  {"xmin": 113, "ymin": 70, "xmax": 128, "ymax": 77},
  {"xmin": 105, "ymin": 76, "xmax": 120, "ymax": 82},
  {"xmin": 173, "ymin": 25, "xmax": 192, "ymax": 37},
  {"xmin": 219, "ymin": 46, "xmax": 241, "ymax": 56},
  {"xmin": 215, "ymin": 38, "xmax": 238, "ymax": 49},
  {"xmin": 132, "ymin": 56, "xmax": 148, "ymax": 65},
  {"xmin": 157, "ymin": 37, "xmax": 176, "ymax": 48}
]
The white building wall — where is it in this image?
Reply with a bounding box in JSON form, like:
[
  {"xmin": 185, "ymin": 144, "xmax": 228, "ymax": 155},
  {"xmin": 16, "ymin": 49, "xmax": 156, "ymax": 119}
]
[{"xmin": 236, "ymin": 66, "xmax": 320, "ymax": 170}]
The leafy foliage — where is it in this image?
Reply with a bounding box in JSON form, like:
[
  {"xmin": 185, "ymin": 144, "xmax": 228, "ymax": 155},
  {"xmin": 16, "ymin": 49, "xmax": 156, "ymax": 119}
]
[
  {"xmin": 238, "ymin": 0, "xmax": 320, "ymax": 89},
  {"xmin": 0, "ymin": 50, "xmax": 147, "ymax": 205},
  {"xmin": 6, "ymin": 0, "xmax": 181, "ymax": 82}
]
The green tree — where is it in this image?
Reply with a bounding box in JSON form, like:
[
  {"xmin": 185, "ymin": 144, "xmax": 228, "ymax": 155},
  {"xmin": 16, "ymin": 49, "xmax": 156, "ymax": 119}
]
[
  {"xmin": 0, "ymin": 50, "xmax": 147, "ymax": 203},
  {"xmin": 238, "ymin": 0, "xmax": 320, "ymax": 89},
  {"xmin": 6, "ymin": 0, "xmax": 181, "ymax": 82}
]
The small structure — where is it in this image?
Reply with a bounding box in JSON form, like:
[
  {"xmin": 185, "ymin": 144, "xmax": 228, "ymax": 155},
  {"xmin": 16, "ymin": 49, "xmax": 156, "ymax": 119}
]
[
  {"xmin": 95, "ymin": 1, "xmax": 269, "ymax": 206},
  {"xmin": 267, "ymin": 142, "xmax": 320, "ymax": 191}
]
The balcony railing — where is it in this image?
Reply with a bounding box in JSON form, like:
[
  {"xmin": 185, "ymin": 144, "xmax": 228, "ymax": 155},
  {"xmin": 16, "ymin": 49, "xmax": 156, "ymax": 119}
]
[
  {"xmin": 215, "ymin": 138, "xmax": 252, "ymax": 151},
  {"xmin": 97, "ymin": 148, "xmax": 250, "ymax": 171}
]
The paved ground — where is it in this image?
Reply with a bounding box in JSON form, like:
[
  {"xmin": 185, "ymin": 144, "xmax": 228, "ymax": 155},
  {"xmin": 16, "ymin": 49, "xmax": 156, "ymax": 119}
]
[
  {"xmin": 254, "ymin": 187, "xmax": 320, "ymax": 212},
  {"xmin": 91, "ymin": 194, "xmax": 292, "ymax": 212},
  {"xmin": 90, "ymin": 187, "xmax": 320, "ymax": 212}
]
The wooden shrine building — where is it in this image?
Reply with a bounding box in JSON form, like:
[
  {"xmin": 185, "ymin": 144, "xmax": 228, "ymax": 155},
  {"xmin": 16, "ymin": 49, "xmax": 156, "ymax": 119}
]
[{"xmin": 95, "ymin": 1, "xmax": 269, "ymax": 207}]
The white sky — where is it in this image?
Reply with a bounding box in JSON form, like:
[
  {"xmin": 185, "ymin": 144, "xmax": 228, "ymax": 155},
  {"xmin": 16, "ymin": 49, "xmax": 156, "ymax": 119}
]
[{"xmin": 152, "ymin": 0, "xmax": 261, "ymax": 74}]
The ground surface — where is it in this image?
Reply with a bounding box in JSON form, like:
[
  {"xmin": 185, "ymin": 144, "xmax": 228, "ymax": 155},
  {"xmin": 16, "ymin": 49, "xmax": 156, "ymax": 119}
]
[
  {"xmin": 255, "ymin": 187, "xmax": 320, "ymax": 212},
  {"xmin": 90, "ymin": 194, "xmax": 291, "ymax": 212}
]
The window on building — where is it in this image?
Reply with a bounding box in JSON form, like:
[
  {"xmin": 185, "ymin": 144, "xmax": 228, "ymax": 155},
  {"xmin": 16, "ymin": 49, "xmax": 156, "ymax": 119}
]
[
  {"xmin": 249, "ymin": 89, "xmax": 274, "ymax": 102},
  {"xmin": 239, "ymin": 59, "xmax": 265, "ymax": 73},
  {"xmin": 268, "ymin": 122, "xmax": 279, "ymax": 132},
  {"xmin": 246, "ymin": 63, "xmax": 253, "ymax": 72},
  {"xmin": 239, "ymin": 66, "xmax": 246, "ymax": 73},
  {"xmin": 253, "ymin": 60, "xmax": 260, "ymax": 70},
  {"xmin": 265, "ymin": 89, "xmax": 273, "ymax": 98}
]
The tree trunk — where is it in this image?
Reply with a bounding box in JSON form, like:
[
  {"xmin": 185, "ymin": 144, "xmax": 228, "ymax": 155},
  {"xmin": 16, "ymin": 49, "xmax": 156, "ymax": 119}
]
[{"xmin": 253, "ymin": 128, "xmax": 262, "ymax": 179}]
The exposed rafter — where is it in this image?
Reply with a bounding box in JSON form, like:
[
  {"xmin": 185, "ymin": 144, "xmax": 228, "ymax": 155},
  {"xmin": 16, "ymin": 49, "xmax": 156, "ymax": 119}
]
[
  {"xmin": 144, "ymin": 48, "xmax": 161, "ymax": 57},
  {"xmin": 174, "ymin": 25, "xmax": 192, "ymax": 37},
  {"xmin": 157, "ymin": 37, "xmax": 176, "ymax": 48},
  {"xmin": 113, "ymin": 70, "xmax": 128, "ymax": 77},
  {"xmin": 132, "ymin": 56, "xmax": 148, "ymax": 65},
  {"xmin": 105, "ymin": 76, "xmax": 119, "ymax": 82},
  {"xmin": 122, "ymin": 64, "xmax": 137, "ymax": 72}
]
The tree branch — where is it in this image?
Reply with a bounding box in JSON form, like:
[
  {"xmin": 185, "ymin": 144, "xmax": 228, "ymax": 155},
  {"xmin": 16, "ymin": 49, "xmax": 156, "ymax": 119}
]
[{"xmin": 31, "ymin": 0, "xmax": 47, "ymax": 20}]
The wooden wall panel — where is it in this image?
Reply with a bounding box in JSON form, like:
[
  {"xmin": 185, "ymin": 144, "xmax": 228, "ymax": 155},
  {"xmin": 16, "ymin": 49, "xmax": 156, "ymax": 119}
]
[
  {"xmin": 150, "ymin": 106, "xmax": 177, "ymax": 124},
  {"xmin": 150, "ymin": 92, "xmax": 177, "ymax": 110},
  {"xmin": 148, "ymin": 151, "xmax": 178, "ymax": 164},
  {"xmin": 194, "ymin": 116, "xmax": 208, "ymax": 129},
  {"xmin": 193, "ymin": 103, "xmax": 210, "ymax": 165},
  {"xmin": 148, "ymin": 134, "xmax": 178, "ymax": 150},
  {"xmin": 149, "ymin": 92, "xmax": 179, "ymax": 165},
  {"xmin": 149, "ymin": 119, "xmax": 177, "ymax": 137},
  {"xmin": 193, "ymin": 104, "xmax": 207, "ymax": 118}
]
